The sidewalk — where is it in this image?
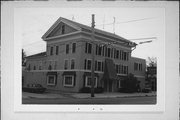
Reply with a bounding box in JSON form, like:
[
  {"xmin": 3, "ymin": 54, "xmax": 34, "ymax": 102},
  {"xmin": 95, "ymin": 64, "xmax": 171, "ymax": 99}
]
[
  {"xmin": 22, "ymin": 92, "xmax": 67, "ymax": 99},
  {"xmin": 67, "ymin": 92, "xmax": 156, "ymax": 99},
  {"xmin": 22, "ymin": 91, "xmax": 156, "ymax": 99}
]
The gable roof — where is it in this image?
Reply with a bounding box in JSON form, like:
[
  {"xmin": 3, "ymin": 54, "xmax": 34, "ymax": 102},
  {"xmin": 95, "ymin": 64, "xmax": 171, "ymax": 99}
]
[
  {"xmin": 42, "ymin": 17, "xmax": 136, "ymax": 46},
  {"xmin": 26, "ymin": 52, "xmax": 46, "ymax": 59}
]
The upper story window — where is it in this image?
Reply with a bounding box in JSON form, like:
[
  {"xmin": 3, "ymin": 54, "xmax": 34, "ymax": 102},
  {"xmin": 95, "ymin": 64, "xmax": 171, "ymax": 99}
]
[
  {"xmin": 134, "ymin": 62, "xmax": 142, "ymax": 71},
  {"xmin": 84, "ymin": 59, "xmax": 92, "ymax": 70},
  {"xmin": 61, "ymin": 25, "xmax": 65, "ymax": 34},
  {"xmin": 85, "ymin": 42, "xmax": 92, "ymax": 54},
  {"xmin": 72, "ymin": 43, "xmax": 76, "ymax": 53},
  {"xmin": 50, "ymin": 46, "xmax": 53, "ymax": 55},
  {"xmin": 71, "ymin": 59, "xmax": 75, "ymax": 69},
  {"xmin": 56, "ymin": 46, "xmax": 59, "ymax": 55},
  {"xmin": 66, "ymin": 44, "xmax": 69, "ymax": 54},
  {"xmin": 107, "ymin": 48, "xmax": 111, "ymax": 57},
  {"xmin": 116, "ymin": 64, "xmax": 128, "ymax": 74},
  {"xmin": 33, "ymin": 66, "xmax": 36, "ymax": 70},
  {"xmin": 64, "ymin": 60, "xmax": 68, "ymax": 70}
]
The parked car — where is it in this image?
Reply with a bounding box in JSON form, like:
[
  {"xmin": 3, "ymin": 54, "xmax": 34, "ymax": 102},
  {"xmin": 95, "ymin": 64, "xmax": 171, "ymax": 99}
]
[
  {"xmin": 142, "ymin": 88, "xmax": 152, "ymax": 93},
  {"xmin": 22, "ymin": 84, "xmax": 46, "ymax": 93}
]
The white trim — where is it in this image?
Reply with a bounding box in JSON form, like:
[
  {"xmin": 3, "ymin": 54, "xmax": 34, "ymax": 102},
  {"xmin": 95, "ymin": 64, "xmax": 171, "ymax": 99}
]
[
  {"xmin": 44, "ymin": 31, "xmax": 81, "ymax": 41},
  {"xmin": 134, "ymin": 75, "xmax": 146, "ymax": 78},
  {"xmin": 63, "ymin": 75, "xmax": 74, "ymax": 87},
  {"xmin": 47, "ymin": 75, "xmax": 56, "ymax": 86},
  {"xmin": 85, "ymin": 76, "xmax": 97, "ymax": 88}
]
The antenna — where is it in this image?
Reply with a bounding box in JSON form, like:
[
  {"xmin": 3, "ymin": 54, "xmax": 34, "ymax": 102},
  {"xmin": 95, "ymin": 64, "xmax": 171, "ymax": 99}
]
[
  {"xmin": 103, "ymin": 15, "xmax": 105, "ymax": 30},
  {"xmin": 72, "ymin": 15, "xmax": 75, "ymax": 21},
  {"xmin": 113, "ymin": 17, "xmax": 115, "ymax": 34}
]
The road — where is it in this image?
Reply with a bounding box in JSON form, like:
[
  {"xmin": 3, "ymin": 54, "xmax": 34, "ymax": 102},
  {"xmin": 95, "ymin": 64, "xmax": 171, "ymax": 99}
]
[{"xmin": 22, "ymin": 96, "xmax": 156, "ymax": 104}]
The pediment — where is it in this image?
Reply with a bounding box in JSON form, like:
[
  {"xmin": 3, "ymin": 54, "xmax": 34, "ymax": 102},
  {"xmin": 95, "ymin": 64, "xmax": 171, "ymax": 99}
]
[
  {"xmin": 47, "ymin": 22, "xmax": 78, "ymax": 38},
  {"xmin": 42, "ymin": 18, "xmax": 81, "ymax": 40}
]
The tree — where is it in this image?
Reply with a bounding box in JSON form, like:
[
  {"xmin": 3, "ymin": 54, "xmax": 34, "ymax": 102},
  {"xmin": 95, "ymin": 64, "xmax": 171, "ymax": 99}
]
[
  {"xmin": 120, "ymin": 73, "xmax": 138, "ymax": 93},
  {"xmin": 22, "ymin": 49, "xmax": 26, "ymax": 66},
  {"xmin": 147, "ymin": 57, "xmax": 157, "ymax": 67}
]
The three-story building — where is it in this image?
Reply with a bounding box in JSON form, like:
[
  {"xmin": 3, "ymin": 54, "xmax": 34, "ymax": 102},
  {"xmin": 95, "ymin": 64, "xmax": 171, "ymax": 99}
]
[{"xmin": 23, "ymin": 17, "xmax": 146, "ymax": 92}]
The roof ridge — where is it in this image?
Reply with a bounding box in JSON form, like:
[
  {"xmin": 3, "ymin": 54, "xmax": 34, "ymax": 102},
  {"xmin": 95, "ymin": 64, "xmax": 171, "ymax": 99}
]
[{"xmin": 60, "ymin": 17, "xmax": 131, "ymax": 43}]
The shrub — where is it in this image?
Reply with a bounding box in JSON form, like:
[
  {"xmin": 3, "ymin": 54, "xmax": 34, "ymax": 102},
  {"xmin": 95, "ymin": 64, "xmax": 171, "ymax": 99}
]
[
  {"xmin": 119, "ymin": 73, "xmax": 139, "ymax": 93},
  {"xmin": 80, "ymin": 87, "xmax": 104, "ymax": 93}
]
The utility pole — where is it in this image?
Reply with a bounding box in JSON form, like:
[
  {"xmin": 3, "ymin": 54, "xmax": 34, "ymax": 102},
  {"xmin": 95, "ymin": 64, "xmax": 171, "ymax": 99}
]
[{"xmin": 91, "ymin": 14, "xmax": 95, "ymax": 97}]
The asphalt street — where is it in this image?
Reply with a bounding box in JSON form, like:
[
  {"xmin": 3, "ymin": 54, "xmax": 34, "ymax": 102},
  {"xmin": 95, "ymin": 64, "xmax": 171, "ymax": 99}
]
[{"xmin": 22, "ymin": 96, "xmax": 156, "ymax": 104}]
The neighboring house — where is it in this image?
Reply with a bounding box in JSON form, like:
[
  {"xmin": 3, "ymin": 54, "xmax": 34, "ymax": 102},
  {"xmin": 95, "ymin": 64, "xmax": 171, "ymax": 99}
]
[
  {"xmin": 146, "ymin": 66, "xmax": 157, "ymax": 91},
  {"xmin": 23, "ymin": 17, "xmax": 146, "ymax": 93}
]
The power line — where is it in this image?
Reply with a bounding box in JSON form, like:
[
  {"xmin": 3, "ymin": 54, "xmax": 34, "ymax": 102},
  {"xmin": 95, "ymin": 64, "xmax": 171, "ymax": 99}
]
[{"xmin": 96, "ymin": 17, "xmax": 156, "ymax": 27}]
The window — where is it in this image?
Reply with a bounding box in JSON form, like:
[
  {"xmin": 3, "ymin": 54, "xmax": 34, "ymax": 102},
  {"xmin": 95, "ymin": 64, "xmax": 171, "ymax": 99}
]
[
  {"xmin": 50, "ymin": 47, "xmax": 53, "ymax": 55},
  {"xmin": 85, "ymin": 42, "xmax": 92, "ymax": 54},
  {"xmin": 71, "ymin": 59, "xmax": 75, "ymax": 69},
  {"xmin": 116, "ymin": 64, "xmax": 118, "ymax": 73},
  {"xmin": 48, "ymin": 65, "xmax": 52, "ymax": 70},
  {"xmin": 116, "ymin": 50, "xmax": 119, "ymax": 59},
  {"xmin": 84, "ymin": 59, "xmax": 87, "ymax": 69},
  {"xmin": 95, "ymin": 45, "xmax": 98, "ymax": 55},
  {"xmin": 47, "ymin": 75, "xmax": 56, "ymax": 85},
  {"xmin": 64, "ymin": 60, "xmax": 68, "ymax": 70},
  {"xmin": 97, "ymin": 61, "xmax": 102, "ymax": 71},
  {"xmin": 56, "ymin": 46, "xmax": 59, "ymax": 55},
  {"xmin": 98, "ymin": 45, "xmax": 102, "ymax": 56},
  {"xmin": 33, "ymin": 66, "xmax": 36, "ymax": 70},
  {"xmin": 72, "ymin": 43, "xmax": 76, "ymax": 53},
  {"xmin": 66, "ymin": 44, "xmax": 69, "ymax": 54},
  {"xmin": 107, "ymin": 48, "xmax": 111, "ymax": 57},
  {"xmin": 39, "ymin": 66, "xmax": 42, "ymax": 70},
  {"xmin": 119, "ymin": 50, "xmax": 122, "ymax": 60},
  {"xmin": 87, "ymin": 59, "xmax": 92, "ymax": 70},
  {"xmin": 124, "ymin": 52, "xmax": 127, "ymax": 61},
  {"xmin": 64, "ymin": 75, "xmax": 74, "ymax": 87},
  {"xmin": 134, "ymin": 62, "xmax": 141, "ymax": 71},
  {"xmin": 95, "ymin": 60, "xmax": 97, "ymax": 71},
  {"xmin": 62, "ymin": 25, "xmax": 65, "ymax": 34},
  {"xmin": 105, "ymin": 46, "xmax": 108, "ymax": 57},
  {"xmin": 111, "ymin": 48, "xmax": 113, "ymax": 58},
  {"xmin": 85, "ymin": 76, "xmax": 97, "ymax": 88},
  {"xmin": 114, "ymin": 49, "xmax": 116, "ymax": 59},
  {"xmin": 27, "ymin": 64, "xmax": 31, "ymax": 70}
]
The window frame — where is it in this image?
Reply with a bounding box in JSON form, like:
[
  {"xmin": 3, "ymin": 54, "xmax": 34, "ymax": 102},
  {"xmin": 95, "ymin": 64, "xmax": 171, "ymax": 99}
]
[
  {"xmin": 47, "ymin": 75, "xmax": 56, "ymax": 86},
  {"xmin": 71, "ymin": 59, "xmax": 75, "ymax": 69},
  {"xmin": 63, "ymin": 75, "xmax": 74, "ymax": 87},
  {"xmin": 85, "ymin": 76, "xmax": 98, "ymax": 88},
  {"xmin": 72, "ymin": 43, "xmax": 76, "ymax": 53},
  {"xmin": 64, "ymin": 59, "xmax": 68, "ymax": 70},
  {"xmin": 66, "ymin": 44, "xmax": 69, "ymax": 54},
  {"xmin": 50, "ymin": 46, "xmax": 53, "ymax": 55},
  {"xmin": 56, "ymin": 46, "xmax": 59, "ymax": 55}
]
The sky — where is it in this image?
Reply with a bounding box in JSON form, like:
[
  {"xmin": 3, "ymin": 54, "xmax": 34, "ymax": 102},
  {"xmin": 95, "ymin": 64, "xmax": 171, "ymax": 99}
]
[{"xmin": 20, "ymin": 7, "xmax": 165, "ymax": 60}]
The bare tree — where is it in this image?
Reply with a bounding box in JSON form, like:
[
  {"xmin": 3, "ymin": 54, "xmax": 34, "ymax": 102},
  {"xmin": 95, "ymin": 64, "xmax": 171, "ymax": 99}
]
[
  {"xmin": 147, "ymin": 57, "xmax": 157, "ymax": 67},
  {"xmin": 22, "ymin": 49, "xmax": 26, "ymax": 66}
]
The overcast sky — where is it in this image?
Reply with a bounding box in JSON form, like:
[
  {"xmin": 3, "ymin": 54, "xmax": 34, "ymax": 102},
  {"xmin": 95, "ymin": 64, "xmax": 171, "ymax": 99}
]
[{"xmin": 20, "ymin": 7, "xmax": 165, "ymax": 60}]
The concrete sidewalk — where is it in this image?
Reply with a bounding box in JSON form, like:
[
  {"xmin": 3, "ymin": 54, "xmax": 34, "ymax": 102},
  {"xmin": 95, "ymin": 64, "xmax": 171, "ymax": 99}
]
[
  {"xmin": 67, "ymin": 92, "xmax": 156, "ymax": 99},
  {"xmin": 22, "ymin": 92, "xmax": 67, "ymax": 99},
  {"xmin": 22, "ymin": 91, "xmax": 156, "ymax": 99}
]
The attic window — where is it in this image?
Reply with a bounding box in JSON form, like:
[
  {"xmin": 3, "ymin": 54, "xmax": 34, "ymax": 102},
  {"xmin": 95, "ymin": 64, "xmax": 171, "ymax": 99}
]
[{"xmin": 61, "ymin": 25, "xmax": 65, "ymax": 34}]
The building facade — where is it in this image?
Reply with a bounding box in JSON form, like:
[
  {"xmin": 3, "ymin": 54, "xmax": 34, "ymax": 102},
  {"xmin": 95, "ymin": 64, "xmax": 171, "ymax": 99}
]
[{"xmin": 23, "ymin": 17, "xmax": 146, "ymax": 93}]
